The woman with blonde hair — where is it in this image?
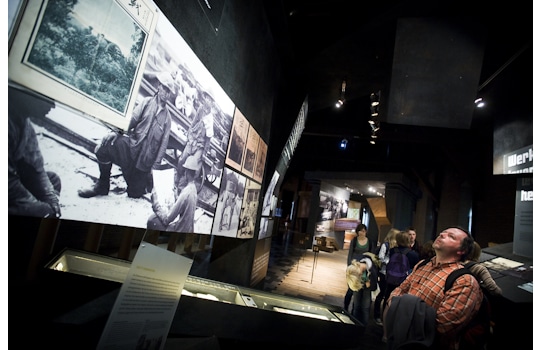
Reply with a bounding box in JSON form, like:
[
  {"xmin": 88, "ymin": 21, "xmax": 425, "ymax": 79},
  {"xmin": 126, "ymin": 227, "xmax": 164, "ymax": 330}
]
[{"xmin": 373, "ymin": 228, "xmax": 399, "ymax": 325}]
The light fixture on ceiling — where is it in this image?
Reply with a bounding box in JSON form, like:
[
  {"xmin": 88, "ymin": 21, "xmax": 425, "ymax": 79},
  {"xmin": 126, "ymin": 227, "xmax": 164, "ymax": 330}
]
[
  {"xmin": 475, "ymin": 97, "xmax": 485, "ymax": 108},
  {"xmin": 370, "ymin": 92, "xmax": 380, "ymax": 106},
  {"xmin": 344, "ymin": 183, "xmax": 360, "ymax": 194},
  {"xmin": 370, "ymin": 123, "xmax": 380, "ymax": 132},
  {"xmin": 340, "ymin": 138, "xmax": 348, "ymax": 150},
  {"xmin": 335, "ymin": 80, "xmax": 346, "ymax": 108},
  {"xmin": 370, "ymin": 128, "xmax": 378, "ymax": 144}
]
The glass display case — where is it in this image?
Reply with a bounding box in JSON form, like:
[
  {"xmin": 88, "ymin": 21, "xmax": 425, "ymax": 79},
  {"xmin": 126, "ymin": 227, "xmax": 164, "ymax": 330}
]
[
  {"xmin": 44, "ymin": 248, "xmax": 362, "ymax": 348},
  {"xmin": 47, "ymin": 248, "xmax": 131, "ymax": 283},
  {"xmin": 236, "ymin": 286, "xmax": 355, "ymax": 324},
  {"xmin": 46, "ymin": 248, "xmax": 356, "ymax": 325}
]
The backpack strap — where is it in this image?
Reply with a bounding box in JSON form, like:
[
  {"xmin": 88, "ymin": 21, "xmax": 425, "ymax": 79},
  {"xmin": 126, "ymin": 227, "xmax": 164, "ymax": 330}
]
[
  {"xmin": 414, "ymin": 258, "xmax": 429, "ymax": 272},
  {"xmin": 444, "ymin": 265, "xmax": 475, "ymax": 292},
  {"xmin": 463, "ymin": 261, "xmax": 477, "ymax": 269}
]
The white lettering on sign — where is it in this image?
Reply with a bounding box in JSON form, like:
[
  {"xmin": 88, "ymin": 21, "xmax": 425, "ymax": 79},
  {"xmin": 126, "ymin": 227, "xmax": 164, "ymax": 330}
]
[
  {"xmin": 504, "ymin": 146, "xmax": 533, "ymax": 174},
  {"xmin": 521, "ymin": 190, "xmax": 533, "ymax": 201},
  {"xmin": 508, "ymin": 148, "xmax": 533, "ymax": 167},
  {"xmin": 507, "ymin": 167, "xmax": 533, "ymax": 173}
]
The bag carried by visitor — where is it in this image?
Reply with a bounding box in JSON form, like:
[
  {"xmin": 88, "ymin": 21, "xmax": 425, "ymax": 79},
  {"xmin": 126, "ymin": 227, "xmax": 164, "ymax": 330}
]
[
  {"xmin": 384, "ymin": 294, "xmax": 437, "ymax": 350},
  {"xmin": 385, "ymin": 247, "xmax": 411, "ymax": 286}
]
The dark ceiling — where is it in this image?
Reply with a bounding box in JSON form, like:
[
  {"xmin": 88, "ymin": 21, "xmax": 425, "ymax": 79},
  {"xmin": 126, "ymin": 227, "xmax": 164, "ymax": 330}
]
[{"xmin": 263, "ymin": 0, "xmax": 532, "ymax": 197}]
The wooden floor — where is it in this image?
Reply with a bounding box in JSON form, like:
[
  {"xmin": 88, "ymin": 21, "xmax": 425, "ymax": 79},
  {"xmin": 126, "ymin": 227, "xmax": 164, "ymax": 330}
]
[
  {"xmin": 266, "ymin": 243, "xmax": 350, "ymax": 308},
  {"xmin": 264, "ymin": 236, "xmax": 386, "ymax": 350}
]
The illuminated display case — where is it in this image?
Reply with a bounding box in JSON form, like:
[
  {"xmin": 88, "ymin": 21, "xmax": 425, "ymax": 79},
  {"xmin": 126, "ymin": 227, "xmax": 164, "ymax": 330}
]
[
  {"xmin": 47, "ymin": 249, "xmax": 131, "ymax": 283},
  {"xmin": 44, "ymin": 248, "xmax": 362, "ymax": 348}
]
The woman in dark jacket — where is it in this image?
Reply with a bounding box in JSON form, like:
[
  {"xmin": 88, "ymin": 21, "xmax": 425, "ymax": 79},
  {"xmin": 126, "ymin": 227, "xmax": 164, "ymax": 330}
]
[{"xmin": 344, "ymin": 223, "xmax": 376, "ymax": 327}]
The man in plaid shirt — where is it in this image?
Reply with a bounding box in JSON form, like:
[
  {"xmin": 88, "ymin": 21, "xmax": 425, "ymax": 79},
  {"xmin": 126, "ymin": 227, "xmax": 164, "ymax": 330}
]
[{"xmin": 385, "ymin": 227, "xmax": 483, "ymax": 350}]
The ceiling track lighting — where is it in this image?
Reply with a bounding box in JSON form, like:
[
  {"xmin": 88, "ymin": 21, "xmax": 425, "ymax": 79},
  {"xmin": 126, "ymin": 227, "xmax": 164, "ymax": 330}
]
[
  {"xmin": 368, "ymin": 90, "xmax": 381, "ymax": 143},
  {"xmin": 335, "ymin": 80, "xmax": 347, "ymax": 108}
]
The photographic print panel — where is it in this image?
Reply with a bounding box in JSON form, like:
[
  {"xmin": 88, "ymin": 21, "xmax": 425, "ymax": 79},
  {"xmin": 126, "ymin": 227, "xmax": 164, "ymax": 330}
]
[
  {"xmin": 241, "ymin": 125, "xmax": 259, "ymax": 179},
  {"xmin": 225, "ymin": 107, "xmax": 249, "ymax": 172},
  {"xmin": 8, "ymin": 0, "xmax": 159, "ymax": 130},
  {"xmin": 8, "ymin": 6, "xmax": 239, "ymax": 235},
  {"xmin": 237, "ymin": 179, "xmax": 260, "ymax": 239},
  {"xmin": 211, "ymin": 167, "xmax": 247, "ymax": 237},
  {"xmin": 253, "ymin": 138, "xmax": 267, "ymax": 184}
]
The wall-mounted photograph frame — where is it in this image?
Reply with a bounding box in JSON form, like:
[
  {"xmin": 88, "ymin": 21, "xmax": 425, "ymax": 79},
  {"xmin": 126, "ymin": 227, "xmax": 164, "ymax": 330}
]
[
  {"xmin": 237, "ymin": 179, "xmax": 261, "ymax": 239},
  {"xmin": 253, "ymin": 137, "xmax": 267, "ymax": 184},
  {"xmin": 226, "ymin": 108, "xmax": 249, "ymax": 172},
  {"xmin": 241, "ymin": 125, "xmax": 260, "ymax": 179},
  {"xmin": 8, "ymin": 0, "xmax": 159, "ymax": 131},
  {"xmin": 211, "ymin": 167, "xmax": 247, "ymax": 237}
]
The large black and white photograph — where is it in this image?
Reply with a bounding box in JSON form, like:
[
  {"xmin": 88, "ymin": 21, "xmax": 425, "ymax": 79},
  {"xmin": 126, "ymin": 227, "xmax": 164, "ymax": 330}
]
[
  {"xmin": 237, "ymin": 179, "xmax": 260, "ymax": 239},
  {"xmin": 318, "ymin": 190, "xmax": 348, "ymax": 221},
  {"xmin": 211, "ymin": 167, "xmax": 246, "ymax": 238},
  {"xmin": 8, "ymin": 0, "xmax": 158, "ymax": 130},
  {"xmin": 8, "ymin": 6, "xmax": 236, "ymax": 235}
]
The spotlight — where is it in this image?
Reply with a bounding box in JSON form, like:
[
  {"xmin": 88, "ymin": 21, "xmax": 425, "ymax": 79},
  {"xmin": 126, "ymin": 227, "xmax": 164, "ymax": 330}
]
[
  {"xmin": 475, "ymin": 97, "xmax": 485, "ymax": 108},
  {"xmin": 340, "ymin": 138, "xmax": 348, "ymax": 150},
  {"xmin": 335, "ymin": 80, "xmax": 346, "ymax": 108},
  {"xmin": 370, "ymin": 92, "xmax": 380, "ymax": 106}
]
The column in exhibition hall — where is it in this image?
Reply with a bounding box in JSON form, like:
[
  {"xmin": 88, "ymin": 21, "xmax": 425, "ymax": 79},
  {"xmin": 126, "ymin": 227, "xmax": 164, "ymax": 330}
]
[{"xmin": 384, "ymin": 182, "xmax": 418, "ymax": 232}]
